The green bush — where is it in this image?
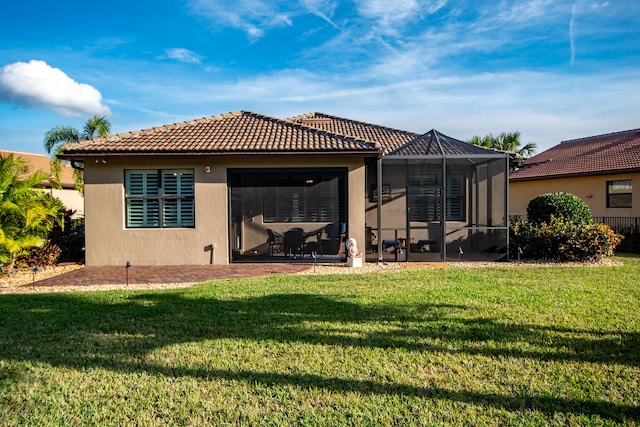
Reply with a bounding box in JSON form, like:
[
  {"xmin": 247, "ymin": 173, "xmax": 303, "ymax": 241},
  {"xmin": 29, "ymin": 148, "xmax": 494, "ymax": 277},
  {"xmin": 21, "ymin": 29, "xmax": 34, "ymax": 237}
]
[
  {"xmin": 510, "ymin": 216, "xmax": 621, "ymax": 261},
  {"xmin": 527, "ymin": 192, "xmax": 592, "ymax": 225}
]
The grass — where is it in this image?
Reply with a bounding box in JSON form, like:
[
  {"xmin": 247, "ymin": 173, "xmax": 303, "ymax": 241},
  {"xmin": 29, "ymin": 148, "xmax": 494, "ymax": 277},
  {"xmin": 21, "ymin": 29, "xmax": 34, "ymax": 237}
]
[{"xmin": 1, "ymin": 256, "xmax": 639, "ymax": 426}]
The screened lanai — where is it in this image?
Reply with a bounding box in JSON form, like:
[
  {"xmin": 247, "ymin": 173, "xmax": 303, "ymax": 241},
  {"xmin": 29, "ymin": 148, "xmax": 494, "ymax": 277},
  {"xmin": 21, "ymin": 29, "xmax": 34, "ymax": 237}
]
[{"xmin": 367, "ymin": 130, "xmax": 511, "ymax": 262}]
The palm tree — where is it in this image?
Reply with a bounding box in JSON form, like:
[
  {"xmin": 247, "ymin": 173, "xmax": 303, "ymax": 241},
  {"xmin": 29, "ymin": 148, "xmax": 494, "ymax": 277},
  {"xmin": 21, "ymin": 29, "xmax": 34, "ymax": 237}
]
[
  {"xmin": 0, "ymin": 154, "xmax": 63, "ymax": 270},
  {"xmin": 468, "ymin": 131, "xmax": 536, "ymax": 159},
  {"xmin": 44, "ymin": 115, "xmax": 111, "ymax": 192}
]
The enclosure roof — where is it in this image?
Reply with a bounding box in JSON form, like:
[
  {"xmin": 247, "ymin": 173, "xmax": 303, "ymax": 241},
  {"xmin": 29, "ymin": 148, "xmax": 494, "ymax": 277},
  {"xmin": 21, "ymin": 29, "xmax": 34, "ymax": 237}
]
[
  {"xmin": 60, "ymin": 111, "xmax": 381, "ymax": 157},
  {"xmin": 287, "ymin": 112, "xmax": 419, "ymax": 155},
  {"xmin": 386, "ymin": 129, "xmax": 510, "ymax": 158},
  {"xmin": 510, "ymin": 128, "xmax": 640, "ymax": 181}
]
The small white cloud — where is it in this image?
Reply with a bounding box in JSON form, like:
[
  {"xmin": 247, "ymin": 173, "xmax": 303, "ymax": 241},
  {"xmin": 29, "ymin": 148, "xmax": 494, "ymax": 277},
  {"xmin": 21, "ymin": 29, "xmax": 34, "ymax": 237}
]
[
  {"xmin": 163, "ymin": 48, "xmax": 204, "ymax": 64},
  {"xmin": 354, "ymin": 0, "xmax": 447, "ymax": 34},
  {"xmin": 0, "ymin": 60, "xmax": 111, "ymax": 117},
  {"xmin": 188, "ymin": 0, "xmax": 294, "ymax": 39},
  {"xmin": 569, "ymin": 4, "xmax": 577, "ymax": 66}
]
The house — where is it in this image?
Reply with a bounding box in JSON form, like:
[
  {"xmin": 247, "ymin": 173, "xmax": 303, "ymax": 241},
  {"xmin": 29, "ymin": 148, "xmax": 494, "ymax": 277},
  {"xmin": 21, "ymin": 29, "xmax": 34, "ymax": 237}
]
[
  {"xmin": 510, "ymin": 128, "xmax": 640, "ymax": 220},
  {"xmin": 60, "ymin": 111, "xmax": 510, "ymax": 266},
  {"xmin": 0, "ymin": 149, "xmax": 84, "ymax": 216}
]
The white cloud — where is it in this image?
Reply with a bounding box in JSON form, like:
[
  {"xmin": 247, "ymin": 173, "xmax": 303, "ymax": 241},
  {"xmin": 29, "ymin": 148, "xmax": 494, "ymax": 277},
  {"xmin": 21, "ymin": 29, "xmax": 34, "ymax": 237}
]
[
  {"xmin": 0, "ymin": 60, "xmax": 111, "ymax": 117},
  {"xmin": 147, "ymin": 63, "xmax": 638, "ymax": 153},
  {"xmin": 494, "ymin": 0, "xmax": 554, "ymax": 24},
  {"xmin": 163, "ymin": 48, "xmax": 204, "ymax": 64},
  {"xmin": 354, "ymin": 0, "xmax": 448, "ymax": 35},
  {"xmin": 188, "ymin": 0, "xmax": 294, "ymax": 39},
  {"xmin": 301, "ymin": 0, "xmax": 340, "ymax": 30},
  {"xmin": 570, "ymin": 4, "xmax": 577, "ymax": 66}
]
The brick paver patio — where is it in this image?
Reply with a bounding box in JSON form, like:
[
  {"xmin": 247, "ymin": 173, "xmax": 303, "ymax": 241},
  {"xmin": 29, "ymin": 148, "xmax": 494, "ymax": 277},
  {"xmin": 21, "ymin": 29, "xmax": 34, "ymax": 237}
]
[{"xmin": 29, "ymin": 264, "xmax": 313, "ymax": 289}]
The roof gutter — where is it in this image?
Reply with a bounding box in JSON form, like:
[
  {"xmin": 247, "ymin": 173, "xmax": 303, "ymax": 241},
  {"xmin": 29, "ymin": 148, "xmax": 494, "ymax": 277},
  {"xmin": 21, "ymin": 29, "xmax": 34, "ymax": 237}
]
[{"xmin": 59, "ymin": 150, "xmax": 381, "ymax": 161}]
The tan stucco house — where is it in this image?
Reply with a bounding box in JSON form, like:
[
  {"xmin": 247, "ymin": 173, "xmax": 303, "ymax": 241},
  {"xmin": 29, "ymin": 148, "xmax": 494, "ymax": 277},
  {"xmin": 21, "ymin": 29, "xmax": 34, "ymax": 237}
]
[
  {"xmin": 510, "ymin": 128, "xmax": 640, "ymax": 222},
  {"xmin": 60, "ymin": 111, "xmax": 510, "ymax": 266},
  {"xmin": 1, "ymin": 149, "xmax": 84, "ymax": 216}
]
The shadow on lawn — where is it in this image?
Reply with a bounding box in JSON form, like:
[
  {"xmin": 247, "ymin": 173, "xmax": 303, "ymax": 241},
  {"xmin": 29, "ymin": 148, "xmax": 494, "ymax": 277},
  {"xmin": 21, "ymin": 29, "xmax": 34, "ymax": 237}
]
[{"xmin": 0, "ymin": 291, "xmax": 638, "ymax": 422}]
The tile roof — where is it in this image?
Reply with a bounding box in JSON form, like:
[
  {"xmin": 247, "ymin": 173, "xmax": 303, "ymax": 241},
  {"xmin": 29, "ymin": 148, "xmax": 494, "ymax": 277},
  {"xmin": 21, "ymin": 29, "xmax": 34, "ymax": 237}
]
[
  {"xmin": 0, "ymin": 150, "xmax": 76, "ymax": 188},
  {"xmin": 510, "ymin": 128, "xmax": 640, "ymax": 181},
  {"xmin": 61, "ymin": 111, "xmax": 381, "ymax": 157},
  {"xmin": 387, "ymin": 129, "xmax": 508, "ymax": 157},
  {"xmin": 287, "ymin": 112, "xmax": 419, "ymax": 155}
]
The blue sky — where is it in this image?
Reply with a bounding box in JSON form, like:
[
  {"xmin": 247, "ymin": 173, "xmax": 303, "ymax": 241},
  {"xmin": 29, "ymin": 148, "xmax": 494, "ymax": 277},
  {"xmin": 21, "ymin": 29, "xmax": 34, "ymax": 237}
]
[{"xmin": 1, "ymin": 0, "xmax": 639, "ymax": 155}]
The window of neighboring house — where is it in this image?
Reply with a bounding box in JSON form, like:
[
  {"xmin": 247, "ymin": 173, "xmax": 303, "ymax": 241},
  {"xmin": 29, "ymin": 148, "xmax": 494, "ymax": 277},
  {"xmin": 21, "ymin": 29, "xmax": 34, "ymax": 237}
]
[
  {"xmin": 125, "ymin": 169, "xmax": 195, "ymax": 228},
  {"xmin": 408, "ymin": 175, "xmax": 465, "ymax": 222},
  {"xmin": 607, "ymin": 179, "xmax": 632, "ymax": 208}
]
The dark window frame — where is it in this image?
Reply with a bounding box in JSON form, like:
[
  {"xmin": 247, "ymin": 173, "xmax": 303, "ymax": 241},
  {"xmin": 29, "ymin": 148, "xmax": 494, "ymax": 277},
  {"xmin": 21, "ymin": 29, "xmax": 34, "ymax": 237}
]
[
  {"xmin": 229, "ymin": 168, "xmax": 347, "ymax": 224},
  {"xmin": 408, "ymin": 174, "xmax": 466, "ymax": 222},
  {"xmin": 607, "ymin": 179, "xmax": 632, "ymax": 208},
  {"xmin": 125, "ymin": 169, "xmax": 195, "ymax": 228}
]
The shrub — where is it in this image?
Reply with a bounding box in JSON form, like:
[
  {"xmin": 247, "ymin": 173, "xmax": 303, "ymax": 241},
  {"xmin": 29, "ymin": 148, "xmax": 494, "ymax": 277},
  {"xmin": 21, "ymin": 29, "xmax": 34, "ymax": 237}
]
[
  {"xmin": 510, "ymin": 216, "xmax": 621, "ymax": 261},
  {"xmin": 13, "ymin": 242, "xmax": 62, "ymax": 269},
  {"xmin": 610, "ymin": 224, "xmax": 640, "ymax": 254},
  {"xmin": 527, "ymin": 192, "xmax": 592, "ymax": 225}
]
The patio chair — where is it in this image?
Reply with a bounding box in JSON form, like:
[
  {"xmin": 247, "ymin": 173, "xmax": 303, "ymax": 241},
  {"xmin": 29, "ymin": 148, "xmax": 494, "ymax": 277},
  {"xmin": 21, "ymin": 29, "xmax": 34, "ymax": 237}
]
[
  {"xmin": 267, "ymin": 229, "xmax": 284, "ymax": 256},
  {"xmin": 320, "ymin": 222, "xmax": 344, "ymax": 255},
  {"xmin": 284, "ymin": 228, "xmax": 306, "ymax": 257}
]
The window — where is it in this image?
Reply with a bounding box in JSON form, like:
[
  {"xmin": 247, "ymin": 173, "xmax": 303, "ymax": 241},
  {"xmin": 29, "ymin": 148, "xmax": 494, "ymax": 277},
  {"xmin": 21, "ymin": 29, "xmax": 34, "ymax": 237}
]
[
  {"xmin": 125, "ymin": 169, "xmax": 195, "ymax": 228},
  {"xmin": 409, "ymin": 175, "xmax": 465, "ymax": 221},
  {"xmin": 607, "ymin": 180, "xmax": 632, "ymax": 208},
  {"xmin": 264, "ymin": 174, "xmax": 341, "ymax": 223}
]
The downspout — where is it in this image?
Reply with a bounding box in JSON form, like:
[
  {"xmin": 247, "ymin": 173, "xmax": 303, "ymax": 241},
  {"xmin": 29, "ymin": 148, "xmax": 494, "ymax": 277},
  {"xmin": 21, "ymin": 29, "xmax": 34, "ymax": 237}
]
[
  {"xmin": 376, "ymin": 150, "xmax": 384, "ymax": 262},
  {"xmin": 505, "ymin": 154, "xmax": 510, "ymax": 261}
]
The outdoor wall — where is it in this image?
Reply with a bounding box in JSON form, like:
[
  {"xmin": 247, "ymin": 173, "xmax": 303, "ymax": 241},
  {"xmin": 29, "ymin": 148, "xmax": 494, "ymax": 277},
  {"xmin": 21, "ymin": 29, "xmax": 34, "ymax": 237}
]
[
  {"xmin": 226, "ymin": 157, "xmax": 366, "ymax": 259},
  {"xmin": 510, "ymin": 172, "xmax": 640, "ymax": 218},
  {"xmin": 83, "ymin": 156, "xmax": 366, "ymax": 266},
  {"xmin": 50, "ymin": 188, "xmax": 84, "ymax": 218}
]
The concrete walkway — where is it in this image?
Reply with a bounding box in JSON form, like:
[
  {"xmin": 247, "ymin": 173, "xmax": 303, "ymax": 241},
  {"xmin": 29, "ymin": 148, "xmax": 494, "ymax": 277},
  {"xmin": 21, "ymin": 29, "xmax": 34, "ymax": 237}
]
[{"xmin": 29, "ymin": 264, "xmax": 313, "ymax": 289}]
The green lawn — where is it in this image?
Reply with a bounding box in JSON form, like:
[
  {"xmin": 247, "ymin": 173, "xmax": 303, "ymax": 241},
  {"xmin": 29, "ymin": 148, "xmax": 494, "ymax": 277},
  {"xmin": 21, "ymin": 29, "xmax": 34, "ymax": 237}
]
[{"xmin": 1, "ymin": 256, "xmax": 639, "ymax": 426}]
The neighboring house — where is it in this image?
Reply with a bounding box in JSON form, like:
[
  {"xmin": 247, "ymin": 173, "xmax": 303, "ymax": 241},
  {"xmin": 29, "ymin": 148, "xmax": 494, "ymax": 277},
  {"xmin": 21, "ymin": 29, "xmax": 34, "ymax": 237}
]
[
  {"xmin": 60, "ymin": 111, "xmax": 510, "ymax": 266},
  {"xmin": 510, "ymin": 128, "xmax": 640, "ymax": 220},
  {"xmin": 0, "ymin": 149, "xmax": 84, "ymax": 217}
]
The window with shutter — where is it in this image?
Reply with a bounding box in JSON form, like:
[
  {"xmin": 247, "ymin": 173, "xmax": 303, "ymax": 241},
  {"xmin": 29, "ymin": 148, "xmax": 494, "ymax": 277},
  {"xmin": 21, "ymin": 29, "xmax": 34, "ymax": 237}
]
[
  {"xmin": 262, "ymin": 173, "xmax": 341, "ymax": 223},
  {"xmin": 125, "ymin": 169, "xmax": 195, "ymax": 228},
  {"xmin": 409, "ymin": 175, "xmax": 465, "ymax": 222}
]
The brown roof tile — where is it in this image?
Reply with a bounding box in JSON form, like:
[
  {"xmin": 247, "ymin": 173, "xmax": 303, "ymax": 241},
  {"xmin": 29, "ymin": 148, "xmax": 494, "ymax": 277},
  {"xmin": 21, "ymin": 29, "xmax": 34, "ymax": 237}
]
[
  {"xmin": 0, "ymin": 150, "xmax": 76, "ymax": 188},
  {"xmin": 61, "ymin": 111, "xmax": 380, "ymax": 157},
  {"xmin": 510, "ymin": 128, "xmax": 640, "ymax": 181},
  {"xmin": 287, "ymin": 112, "xmax": 419, "ymax": 155}
]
